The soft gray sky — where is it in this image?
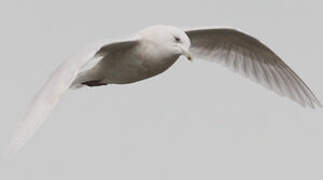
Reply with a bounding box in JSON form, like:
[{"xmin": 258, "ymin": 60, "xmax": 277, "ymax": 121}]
[{"xmin": 1, "ymin": 0, "xmax": 323, "ymax": 179}]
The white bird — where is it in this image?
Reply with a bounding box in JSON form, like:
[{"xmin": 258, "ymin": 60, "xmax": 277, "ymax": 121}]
[{"xmin": 5, "ymin": 25, "xmax": 321, "ymax": 156}]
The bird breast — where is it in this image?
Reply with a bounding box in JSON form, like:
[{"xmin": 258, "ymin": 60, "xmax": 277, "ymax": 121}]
[{"xmin": 99, "ymin": 43, "xmax": 179, "ymax": 84}]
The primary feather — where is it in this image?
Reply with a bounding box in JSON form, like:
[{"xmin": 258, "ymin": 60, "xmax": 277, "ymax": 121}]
[{"xmin": 186, "ymin": 28, "xmax": 321, "ymax": 108}]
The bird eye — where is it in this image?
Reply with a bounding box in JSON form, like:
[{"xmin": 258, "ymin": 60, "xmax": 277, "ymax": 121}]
[{"xmin": 174, "ymin": 36, "xmax": 181, "ymax": 42}]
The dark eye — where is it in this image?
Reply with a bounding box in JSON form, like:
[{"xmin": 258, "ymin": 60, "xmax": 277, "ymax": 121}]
[{"xmin": 174, "ymin": 36, "xmax": 181, "ymax": 42}]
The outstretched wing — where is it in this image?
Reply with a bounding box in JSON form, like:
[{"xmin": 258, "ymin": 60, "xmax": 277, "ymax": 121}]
[
  {"xmin": 186, "ymin": 28, "xmax": 321, "ymax": 108},
  {"xmin": 4, "ymin": 39, "xmax": 139, "ymax": 156}
]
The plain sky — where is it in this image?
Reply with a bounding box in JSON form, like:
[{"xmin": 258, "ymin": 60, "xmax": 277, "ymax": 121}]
[{"xmin": 1, "ymin": 0, "xmax": 323, "ymax": 179}]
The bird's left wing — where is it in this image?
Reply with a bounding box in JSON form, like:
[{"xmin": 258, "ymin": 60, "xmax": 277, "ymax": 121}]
[
  {"xmin": 185, "ymin": 28, "xmax": 321, "ymax": 108},
  {"xmin": 4, "ymin": 38, "xmax": 139, "ymax": 156}
]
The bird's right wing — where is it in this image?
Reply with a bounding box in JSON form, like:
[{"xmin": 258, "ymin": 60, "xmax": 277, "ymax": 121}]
[
  {"xmin": 185, "ymin": 28, "xmax": 321, "ymax": 108},
  {"xmin": 4, "ymin": 39, "xmax": 139, "ymax": 156}
]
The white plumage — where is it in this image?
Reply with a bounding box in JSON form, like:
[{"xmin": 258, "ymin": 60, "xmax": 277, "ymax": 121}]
[{"xmin": 4, "ymin": 25, "xmax": 321, "ymax": 156}]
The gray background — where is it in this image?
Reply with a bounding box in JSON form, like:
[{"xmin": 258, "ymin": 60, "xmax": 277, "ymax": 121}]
[{"xmin": 1, "ymin": 0, "xmax": 323, "ymax": 179}]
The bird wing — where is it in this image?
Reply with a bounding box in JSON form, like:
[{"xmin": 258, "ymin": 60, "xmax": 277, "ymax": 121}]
[
  {"xmin": 4, "ymin": 38, "xmax": 139, "ymax": 156},
  {"xmin": 185, "ymin": 28, "xmax": 321, "ymax": 108}
]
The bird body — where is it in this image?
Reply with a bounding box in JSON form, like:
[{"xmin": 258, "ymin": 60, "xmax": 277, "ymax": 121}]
[
  {"xmin": 4, "ymin": 25, "xmax": 321, "ymax": 156},
  {"xmin": 73, "ymin": 40, "xmax": 178, "ymax": 86},
  {"xmin": 73, "ymin": 25, "xmax": 190, "ymax": 86}
]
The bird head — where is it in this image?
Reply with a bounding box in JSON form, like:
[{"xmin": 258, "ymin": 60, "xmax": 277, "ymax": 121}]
[{"xmin": 139, "ymin": 25, "xmax": 193, "ymax": 61}]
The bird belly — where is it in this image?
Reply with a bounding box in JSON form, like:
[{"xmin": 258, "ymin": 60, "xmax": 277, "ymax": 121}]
[{"xmin": 100, "ymin": 54, "xmax": 178, "ymax": 84}]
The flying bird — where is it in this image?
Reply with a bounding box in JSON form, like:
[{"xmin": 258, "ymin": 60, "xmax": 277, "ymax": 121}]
[{"xmin": 5, "ymin": 25, "xmax": 321, "ymax": 156}]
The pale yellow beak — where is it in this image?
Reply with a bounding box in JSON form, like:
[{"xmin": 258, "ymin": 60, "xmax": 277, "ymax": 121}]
[{"xmin": 181, "ymin": 47, "xmax": 193, "ymax": 61}]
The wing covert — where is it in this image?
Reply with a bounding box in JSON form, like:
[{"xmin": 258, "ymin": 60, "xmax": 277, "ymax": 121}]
[
  {"xmin": 186, "ymin": 28, "xmax": 321, "ymax": 108},
  {"xmin": 4, "ymin": 39, "xmax": 139, "ymax": 156}
]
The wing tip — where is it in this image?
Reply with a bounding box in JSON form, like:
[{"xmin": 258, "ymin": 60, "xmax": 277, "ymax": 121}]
[
  {"xmin": 301, "ymin": 98, "xmax": 322, "ymax": 109},
  {"xmin": 1, "ymin": 143, "xmax": 20, "ymax": 160}
]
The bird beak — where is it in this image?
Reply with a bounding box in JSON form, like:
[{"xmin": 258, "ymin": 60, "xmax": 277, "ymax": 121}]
[{"xmin": 180, "ymin": 47, "xmax": 193, "ymax": 61}]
